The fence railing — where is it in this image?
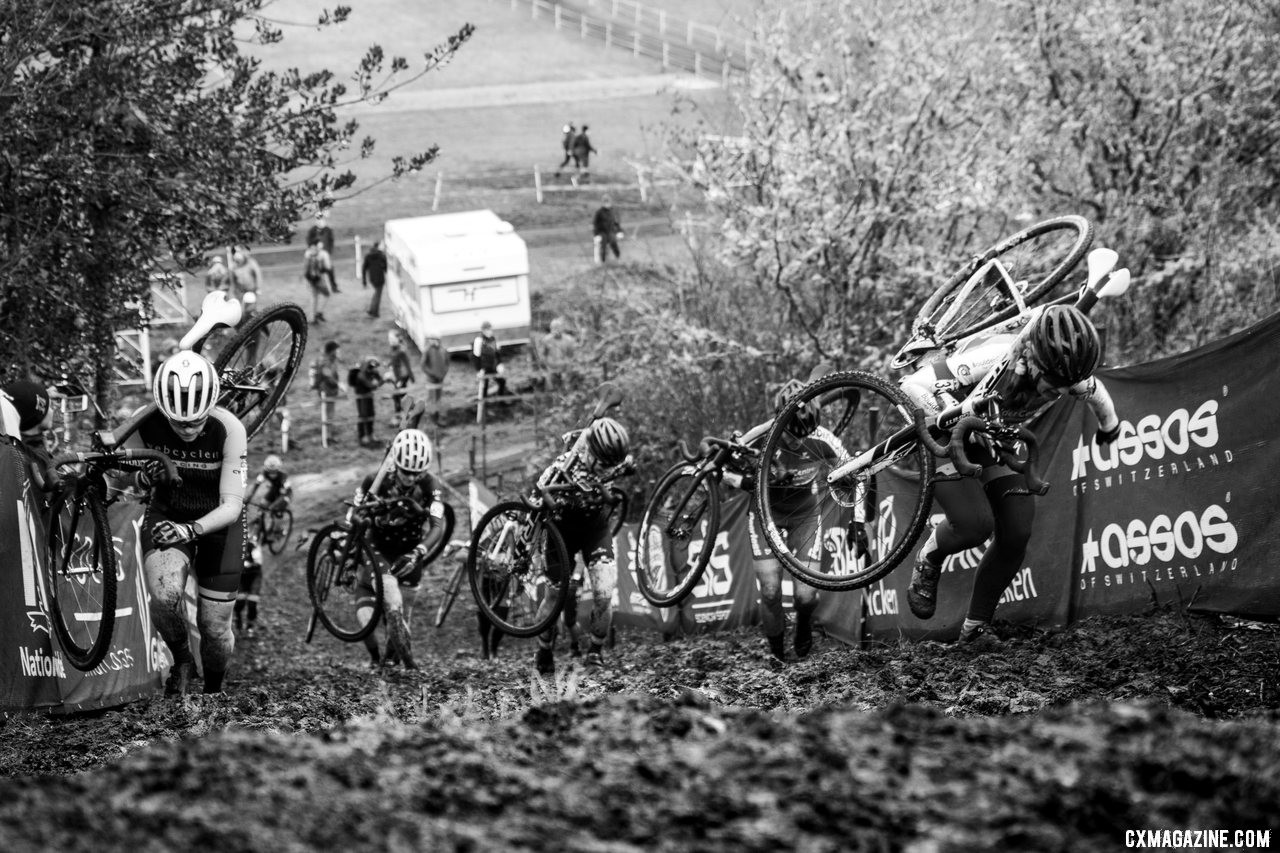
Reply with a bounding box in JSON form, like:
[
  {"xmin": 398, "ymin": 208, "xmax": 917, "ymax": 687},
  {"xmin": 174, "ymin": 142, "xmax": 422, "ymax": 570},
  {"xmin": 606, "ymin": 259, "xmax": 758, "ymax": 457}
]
[{"xmin": 497, "ymin": 0, "xmax": 753, "ymax": 82}]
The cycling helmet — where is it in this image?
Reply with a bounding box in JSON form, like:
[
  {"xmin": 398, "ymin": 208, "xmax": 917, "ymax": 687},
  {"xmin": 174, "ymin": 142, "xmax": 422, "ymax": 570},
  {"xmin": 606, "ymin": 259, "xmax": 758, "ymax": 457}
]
[
  {"xmin": 774, "ymin": 378, "xmax": 818, "ymax": 437},
  {"xmin": 153, "ymin": 351, "xmax": 220, "ymax": 423},
  {"xmin": 1027, "ymin": 305, "xmax": 1101, "ymax": 387},
  {"xmin": 263, "ymin": 454, "xmax": 283, "ymax": 472},
  {"xmin": 390, "ymin": 428, "xmax": 432, "ymax": 473},
  {"xmin": 586, "ymin": 417, "xmax": 630, "ymax": 467}
]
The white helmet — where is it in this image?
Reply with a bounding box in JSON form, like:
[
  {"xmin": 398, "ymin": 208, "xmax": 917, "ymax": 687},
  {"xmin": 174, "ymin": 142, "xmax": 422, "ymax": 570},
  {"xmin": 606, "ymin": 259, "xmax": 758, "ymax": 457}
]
[
  {"xmin": 153, "ymin": 351, "xmax": 220, "ymax": 423},
  {"xmin": 390, "ymin": 429, "xmax": 432, "ymax": 474},
  {"xmin": 263, "ymin": 454, "xmax": 283, "ymax": 472}
]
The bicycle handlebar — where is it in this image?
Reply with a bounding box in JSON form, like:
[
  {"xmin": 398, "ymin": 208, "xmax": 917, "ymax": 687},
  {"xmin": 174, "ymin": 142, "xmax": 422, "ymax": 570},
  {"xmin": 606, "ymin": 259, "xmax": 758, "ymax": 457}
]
[{"xmin": 51, "ymin": 447, "xmax": 182, "ymax": 489}]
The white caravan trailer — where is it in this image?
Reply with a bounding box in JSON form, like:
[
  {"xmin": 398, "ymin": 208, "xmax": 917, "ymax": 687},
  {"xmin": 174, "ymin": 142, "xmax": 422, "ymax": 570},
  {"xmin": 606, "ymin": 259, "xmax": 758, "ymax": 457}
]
[{"xmin": 384, "ymin": 210, "xmax": 531, "ymax": 352}]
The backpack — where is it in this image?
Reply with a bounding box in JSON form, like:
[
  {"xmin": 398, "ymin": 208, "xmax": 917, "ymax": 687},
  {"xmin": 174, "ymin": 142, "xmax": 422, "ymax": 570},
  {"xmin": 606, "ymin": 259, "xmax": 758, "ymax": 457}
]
[
  {"xmin": 347, "ymin": 367, "xmax": 361, "ymax": 388},
  {"xmin": 304, "ymin": 252, "xmax": 323, "ymax": 281}
]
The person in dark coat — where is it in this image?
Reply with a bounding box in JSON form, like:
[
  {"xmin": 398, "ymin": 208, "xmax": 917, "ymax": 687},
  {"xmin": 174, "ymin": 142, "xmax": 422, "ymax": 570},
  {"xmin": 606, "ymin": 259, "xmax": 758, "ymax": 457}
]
[
  {"xmin": 592, "ymin": 196, "xmax": 623, "ymax": 263},
  {"xmin": 421, "ymin": 330, "xmax": 450, "ymax": 420},
  {"xmin": 555, "ymin": 122, "xmax": 576, "ymax": 177},
  {"xmin": 351, "ymin": 356, "xmax": 385, "ymax": 446},
  {"xmin": 572, "ymin": 125, "xmax": 597, "ymax": 182},
  {"xmin": 470, "ymin": 321, "xmax": 507, "ymax": 397},
  {"xmin": 362, "ymin": 240, "xmax": 389, "ymax": 318},
  {"xmin": 387, "ymin": 331, "xmax": 415, "ymax": 414}
]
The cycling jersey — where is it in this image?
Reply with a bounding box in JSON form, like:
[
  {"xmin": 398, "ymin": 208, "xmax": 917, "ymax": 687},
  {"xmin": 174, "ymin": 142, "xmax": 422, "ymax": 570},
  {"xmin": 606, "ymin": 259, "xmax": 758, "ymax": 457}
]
[
  {"xmin": 358, "ymin": 470, "xmax": 446, "ymax": 561},
  {"xmin": 135, "ymin": 407, "xmax": 249, "ymax": 522},
  {"xmin": 254, "ymin": 469, "xmax": 292, "ymax": 504}
]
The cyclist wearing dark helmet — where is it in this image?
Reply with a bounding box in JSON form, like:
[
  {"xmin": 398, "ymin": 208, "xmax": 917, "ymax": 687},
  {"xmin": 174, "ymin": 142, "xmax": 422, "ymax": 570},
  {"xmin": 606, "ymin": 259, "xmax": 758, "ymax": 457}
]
[
  {"xmin": 898, "ymin": 304, "xmax": 1120, "ymax": 642},
  {"xmin": 350, "ymin": 428, "xmax": 448, "ymax": 669},
  {"xmin": 749, "ymin": 377, "xmax": 849, "ymax": 661},
  {"xmin": 533, "ymin": 415, "xmax": 633, "ymax": 675},
  {"xmin": 124, "ymin": 350, "xmax": 249, "ymax": 695}
]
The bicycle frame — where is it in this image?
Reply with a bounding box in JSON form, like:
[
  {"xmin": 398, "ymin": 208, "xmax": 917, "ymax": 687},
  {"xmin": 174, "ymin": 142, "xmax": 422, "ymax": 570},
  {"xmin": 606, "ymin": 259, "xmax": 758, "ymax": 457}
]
[{"xmin": 828, "ymin": 253, "xmax": 1132, "ymax": 488}]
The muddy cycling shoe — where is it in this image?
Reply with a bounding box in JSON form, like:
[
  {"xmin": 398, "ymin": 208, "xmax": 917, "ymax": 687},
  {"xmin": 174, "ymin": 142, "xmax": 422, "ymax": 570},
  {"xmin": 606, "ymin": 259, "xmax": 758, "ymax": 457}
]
[
  {"xmin": 583, "ymin": 644, "xmax": 605, "ymax": 669},
  {"xmin": 794, "ymin": 622, "xmax": 814, "ymax": 659},
  {"xmin": 958, "ymin": 620, "xmax": 997, "ymax": 647},
  {"xmin": 906, "ymin": 560, "xmax": 942, "ymax": 620},
  {"xmin": 535, "ymin": 647, "xmax": 555, "ymax": 675},
  {"xmin": 386, "ymin": 614, "xmax": 417, "ymax": 670},
  {"xmin": 766, "ymin": 633, "xmax": 786, "ymax": 662},
  {"xmin": 164, "ymin": 660, "xmax": 200, "ymax": 697}
]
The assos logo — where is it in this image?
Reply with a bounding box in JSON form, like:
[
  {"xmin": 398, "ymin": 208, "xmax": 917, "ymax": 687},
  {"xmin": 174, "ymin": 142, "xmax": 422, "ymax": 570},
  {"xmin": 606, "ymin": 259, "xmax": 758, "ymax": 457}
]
[
  {"xmin": 1080, "ymin": 503, "xmax": 1238, "ymax": 573},
  {"xmin": 1071, "ymin": 399, "xmax": 1219, "ymax": 480}
]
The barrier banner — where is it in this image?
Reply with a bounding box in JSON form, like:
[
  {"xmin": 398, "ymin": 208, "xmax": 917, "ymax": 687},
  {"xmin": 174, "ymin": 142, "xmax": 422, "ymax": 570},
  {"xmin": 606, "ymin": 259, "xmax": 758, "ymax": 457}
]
[{"xmin": 0, "ymin": 447, "xmax": 166, "ymax": 716}]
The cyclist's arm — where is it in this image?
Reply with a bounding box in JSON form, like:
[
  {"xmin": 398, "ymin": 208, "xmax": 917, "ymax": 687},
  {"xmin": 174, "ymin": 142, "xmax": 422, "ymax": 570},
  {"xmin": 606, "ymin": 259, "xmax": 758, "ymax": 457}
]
[
  {"xmin": 190, "ymin": 410, "xmax": 248, "ymax": 536},
  {"xmin": 419, "ymin": 490, "xmax": 447, "ymax": 556},
  {"xmin": 1068, "ymin": 376, "xmax": 1119, "ymax": 432}
]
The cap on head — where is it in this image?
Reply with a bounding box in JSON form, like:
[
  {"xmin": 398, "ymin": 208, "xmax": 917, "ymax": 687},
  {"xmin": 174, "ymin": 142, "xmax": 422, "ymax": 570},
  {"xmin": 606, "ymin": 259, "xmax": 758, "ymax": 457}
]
[
  {"xmin": 324, "ymin": 341, "xmax": 340, "ymax": 354},
  {"xmin": 1, "ymin": 381, "xmax": 52, "ymax": 432}
]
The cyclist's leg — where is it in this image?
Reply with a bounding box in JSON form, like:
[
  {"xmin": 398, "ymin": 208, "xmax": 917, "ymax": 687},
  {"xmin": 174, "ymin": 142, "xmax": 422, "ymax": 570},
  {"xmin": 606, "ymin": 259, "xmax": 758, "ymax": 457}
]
[
  {"xmin": 369, "ymin": 546, "xmax": 415, "ymax": 668},
  {"xmin": 191, "ymin": 524, "xmax": 245, "ymax": 693},
  {"xmin": 965, "ymin": 473, "xmax": 1035, "ymax": 625},
  {"xmin": 748, "ymin": 509, "xmax": 787, "ymax": 658},
  {"xmin": 141, "ymin": 511, "xmax": 198, "ymax": 677},
  {"xmin": 355, "ymin": 572, "xmax": 381, "ymax": 665},
  {"xmin": 786, "ymin": 514, "xmax": 822, "ymax": 659},
  {"xmin": 581, "ymin": 518, "xmax": 617, "ymax": 657}
]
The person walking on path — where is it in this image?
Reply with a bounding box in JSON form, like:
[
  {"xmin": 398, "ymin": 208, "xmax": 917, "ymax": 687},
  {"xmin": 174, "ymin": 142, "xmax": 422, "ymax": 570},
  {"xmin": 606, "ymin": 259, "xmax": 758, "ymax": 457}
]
[
  {"xmin": 302, "ymin": 241, "xmax": 333, "ymax": 325},
  {"xmin": 572, "ymin": 124, "xmax": 597, "ymax": 183},
  {"xmin": 555, "ymin": 122, "xmax": 576, "ymax": 177},
  {"xmin": 362, "ymin": 240, "xmax": 389, "ymax": 318},
  {"xmin": 351, "ymin": 356, "xmax": 385, "ymax": 446},
  {"xmin": 421, "ymin": 330, "xmax": 450, "ymax": 421},
  {"xmin": 388, "ymin": 331, "xmax": 415, "ymax": 415},
  {"xmin": 592, "ymin": 196, "xmax": 623, "ymax": 263},
  {"xmin": 306, "ymin": 212, "xmax": 339, "ymax": 293}
]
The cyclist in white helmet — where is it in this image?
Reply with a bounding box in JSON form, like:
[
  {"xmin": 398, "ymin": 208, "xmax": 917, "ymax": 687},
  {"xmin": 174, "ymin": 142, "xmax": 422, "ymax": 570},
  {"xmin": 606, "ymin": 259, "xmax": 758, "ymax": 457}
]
[
  {"xmin": 351, "ymin": 428, "xmax": 448, "ymax": 669},
  {"xmin": 124, "ymin": 351, "xmax": 249, "ymax": 695}
]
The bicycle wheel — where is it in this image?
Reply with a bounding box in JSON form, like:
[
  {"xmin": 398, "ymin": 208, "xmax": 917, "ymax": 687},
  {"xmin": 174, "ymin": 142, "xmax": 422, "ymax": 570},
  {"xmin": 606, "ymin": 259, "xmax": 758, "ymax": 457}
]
[
  {"xmin": 434, "ymin": 560, "xmax": 466, "ymax": 628},
  {"xmin": 756, "ymin": 370, "xmax": 935, "ymax": 591},
  {"xmin": 634, "ymin": 462, "xmax": 720, "ymax": 608},
  {"xmin": 201, "ymin": 303, "xmax": 308, "ymax": 441},
  {"xmin": 899, "ymin": 216, "xmax": 1093, "ymax": 362},
  {"xmin": 306, "ymin": 522, "xmax": 383, "ymax": 642},
  {"xmin": 266, "ymin": 509, "xmax": 294, "ymax": 556},
  {"xmin": 45, "ymin": 478, "xmax": 117, "ymax": 671},
  {"xmin": 466, "ymin": 501, "xmax": 571, "ymax": 638}
]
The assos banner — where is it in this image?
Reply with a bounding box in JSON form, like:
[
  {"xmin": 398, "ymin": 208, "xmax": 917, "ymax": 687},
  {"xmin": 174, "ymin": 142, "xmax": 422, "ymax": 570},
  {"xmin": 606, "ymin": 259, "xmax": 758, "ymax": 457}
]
[{"xmin": 0, "ymin": 445, "xmax": 166, "ymax": 716}]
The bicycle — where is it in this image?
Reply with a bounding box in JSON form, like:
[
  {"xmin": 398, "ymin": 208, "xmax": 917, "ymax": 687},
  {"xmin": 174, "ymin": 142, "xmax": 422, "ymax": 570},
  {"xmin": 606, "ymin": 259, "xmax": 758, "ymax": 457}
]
[
  {"xmin": 44, "ymin": 447, "xmax": 180, "ymax": 671},
  {"xmin": 307, "ymin": 496, "xmax": 455, "ymax": 643},
  {"xmin": 466, "ymin": 383, "xmax": 629, "ymax": 638},
  {"xmin": 756, "ymin": 225, "xmax": 1131, "ymax": 592},
  {"xmin": 247, "ymin": 501, "xmax": 294, "ymax": 555}
]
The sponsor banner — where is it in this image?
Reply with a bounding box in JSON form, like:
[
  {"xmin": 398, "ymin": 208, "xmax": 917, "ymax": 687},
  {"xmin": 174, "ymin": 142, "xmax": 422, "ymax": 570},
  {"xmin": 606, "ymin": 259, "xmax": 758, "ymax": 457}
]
[{"xmin": 1, "ymin": 446, "xmax": 165, "ymax": 716}]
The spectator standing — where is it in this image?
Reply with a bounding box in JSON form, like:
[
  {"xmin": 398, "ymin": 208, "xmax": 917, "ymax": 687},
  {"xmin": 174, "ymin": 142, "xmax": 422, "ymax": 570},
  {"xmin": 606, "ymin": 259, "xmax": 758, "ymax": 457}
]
[
  {"xmin": 351, "ymin": 356, "xmax": 385, "ymax": 446},
  {"xmin": 229, "ymin": 246, "xmax": 263, "ymax": 321},
  {"xmin": 311, "ymin": 340, "xmax": 343, "ymax": 444},
  {"xmin": 302, "ymin": 241, "xmax": 333, "ymax": 325},
  {"xmin": 362, "ymin": 240, "xmax": 389, "ymax": 318},
  {"xmin": 541, "ymin": 317, "xmax": 579, "ymax": 391},
  {"xmin": 205, "ymin": 255, "xmax": 231, "ymax": 294},
  {"xmin": 592, "ymin": 196, "xmax": 624, "ymax": 263},
  {"xmin": 306, "ymin": 213, "xmax": 339, "ymax": 292},
  {"xmin": 572, "ymin": 125, "xmax": 597, "ymax": 183},
  {"xmin": 470, "ymin": 321, "xmax": 507, "ymax": 398},
  {"xmin": 554, "ymin": 122, "xmax": 576, "ymax": 177},
  {"xmin": 388, "ymin": 331, "xmax": 415, "ymax": 415},
  {"xmin": 421, "ymin": 329, "xmax": 450, "ymax": 422}
]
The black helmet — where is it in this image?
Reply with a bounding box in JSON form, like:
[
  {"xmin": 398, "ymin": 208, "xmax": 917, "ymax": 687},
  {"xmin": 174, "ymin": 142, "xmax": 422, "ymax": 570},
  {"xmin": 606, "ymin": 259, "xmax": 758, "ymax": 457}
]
[
  {"xmin": 586, "ymin": 417, "xmax": 630, "ymax": 467},
  {"xmin": 1027, "ymin": 305, "xmax": 1101, "ymax": 387},
  {"xmin": 774, "ymin": 378, "xmax": 818, "ymax": 438}
]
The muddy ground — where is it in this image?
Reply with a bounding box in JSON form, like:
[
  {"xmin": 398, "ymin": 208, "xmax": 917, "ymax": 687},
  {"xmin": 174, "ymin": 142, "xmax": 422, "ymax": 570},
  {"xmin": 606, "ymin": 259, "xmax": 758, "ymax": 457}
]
[{"xmin": 1, "ymin": 499, "xmax": 1278, "ymax": 852}]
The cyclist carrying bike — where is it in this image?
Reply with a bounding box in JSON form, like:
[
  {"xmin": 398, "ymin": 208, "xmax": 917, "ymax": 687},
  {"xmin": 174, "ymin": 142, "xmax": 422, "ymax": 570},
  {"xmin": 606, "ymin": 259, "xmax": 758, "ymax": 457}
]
[
  {"xmin": 351, "ymin": 428, "xmax": 448, "ymax": 669},
  {"xmin": 898, "ymin": 305, "xmax": 1120, "ymax": 641},
  {"xmin": 749, "ymin": 379, "xmax": 852, "ymax": 661},
  {"xmin": 534, "ymin": 416, "xmax": 633, "ymax": 674},
  {"xmin": 124, "ymin": 351, "xmax": 249, "ymax": 695}
]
